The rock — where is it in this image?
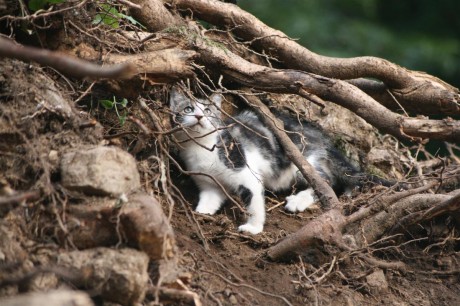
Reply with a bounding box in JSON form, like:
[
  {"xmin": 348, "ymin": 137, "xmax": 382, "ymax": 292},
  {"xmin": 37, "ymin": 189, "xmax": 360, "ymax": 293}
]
[
  {"xmin": 120, "ymin": 192, "xmax": 176, "ymax": 261},
  {"xmin": 0, "ymin": 290, "xmax": 94, "ymax": 306},
  {"xmin": 367, "ymin": 147, "xmax": 394, "ymax": 167},
  {"xmin": 57, "ymin": 247, "xmax": 149, "ymax": 305},
  {"xmin": 61, "ymin": 146, "xmax": 140, "ymax": 196},
  {"xmin": 366, "ymin": 269, "xmax": 389, "ymax": 294},
  {"xmin": 62, "ymin": 197, "xmax": 121, "ymax": 249},
  {"xmin": 59, "ymin": 192, "xmax": 178, "ymax": 283},
  {"xmin": 64, "ymin": 192, "xmax": 177, "ymax": 262},
  {"xmin": 48, "ymin": 150, "xmax": 59, "ymax": 166},
  {"xmin": 229, "ymin": 294, "xmax": 238, "ymax": 304}
]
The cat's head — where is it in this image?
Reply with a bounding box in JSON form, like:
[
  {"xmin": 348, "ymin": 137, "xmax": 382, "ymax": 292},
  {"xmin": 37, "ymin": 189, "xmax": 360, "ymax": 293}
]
[{"xmin": 169, "ymin": 87, "xmax": 223, "ymax": 137}]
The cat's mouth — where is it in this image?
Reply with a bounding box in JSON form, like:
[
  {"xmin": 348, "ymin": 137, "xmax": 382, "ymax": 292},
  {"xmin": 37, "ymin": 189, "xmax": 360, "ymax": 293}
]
[
  {"xmin": 184, "ymin": 122, "xmax": 204, "ymax": 132},
  {"xmin": 193, "ymin": 121, "xmax": 205, "ymax": 128}
]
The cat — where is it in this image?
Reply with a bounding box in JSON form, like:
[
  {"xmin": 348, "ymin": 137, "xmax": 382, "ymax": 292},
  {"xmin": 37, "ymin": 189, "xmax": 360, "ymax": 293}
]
[{"xmin": 169, "ymin": 87, "xmax": 383, "ymax": 234}]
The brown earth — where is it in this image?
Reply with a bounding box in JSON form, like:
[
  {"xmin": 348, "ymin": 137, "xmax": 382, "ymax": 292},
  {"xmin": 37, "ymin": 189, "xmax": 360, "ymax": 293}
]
[{"xmin": 1, "ymin": 55, "xmax": 459, "ymax": 306}]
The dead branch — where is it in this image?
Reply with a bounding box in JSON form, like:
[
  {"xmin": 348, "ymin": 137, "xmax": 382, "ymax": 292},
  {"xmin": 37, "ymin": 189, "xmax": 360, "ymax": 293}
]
[
  {"xmin": 266, "ymin": 184, "xmax": 440, "ymax": 261},
  {"xmin": 0, "ymin": 190, "xmax": 40, "ymax": 206},
  {"xmin": 129, "ymin": 0, "xmax": 184, "ymax": 31},
  {"xmin": 115, "ymin": 0, "xmax": 142, "ymax": 9},
  {"xmin": 266, "ymin": 208, "xmax": 346, "ymax": 261},
  {"xmin": 354, "ymin": 193, "xmax": 452, "ymax": 246},
  {"xmin": 194, "ymin": 40, "xmax": 460, "ymax": 142},
  {"xmin": 164, "ymin": 0, "xmax": 460, "ymax": 116},
  {"xmin": 346, "ymin": 182, "xmax": 438, "ymax": 225},
  {"xmin": 0, "ymin": 37, "xmax": 135, "ymax": 79},
  {"xmin": 241, "ymin": 92, "xmax": 339, "ymax": 209},
  {"xmin": 100, "ymin": 0, "xmax": 459, "ymax": 142},
  {"xmin": 103, "ymin": 49, "xmax": 197, "ymax": 80},
  {"xmin": 0, "ymin": 191, "xmax": 40, "ymax": 217},
  {"xmin": 390, "ymin": 191, "xmax": 460, "ymax": 234},
  {"xmin": 124, "ymin": 0, "xmax": 460, "ymax": 262},
  {"xmin": 0, "ymin": 0, "xmax": 90, "ymax": 22},
  {"xmin": 357, "ymin": 254, "xmax": 407, "ymax": 271}
]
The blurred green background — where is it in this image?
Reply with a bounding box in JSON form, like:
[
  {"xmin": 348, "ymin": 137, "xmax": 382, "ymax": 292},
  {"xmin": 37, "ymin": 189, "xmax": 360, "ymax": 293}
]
[{"xmin": 240, "ymin": 0, "xmax": 460, "ymax": 88}]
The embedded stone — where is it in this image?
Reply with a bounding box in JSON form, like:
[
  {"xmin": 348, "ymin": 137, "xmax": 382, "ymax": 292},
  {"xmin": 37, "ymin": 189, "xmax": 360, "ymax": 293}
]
[
  {"xmin": 58, "ymin": 247, "xmax": 149, "ymax": 305},
  {"xmin": 61, "ymin": 146, "xmax": 140, "ymax": 196}
]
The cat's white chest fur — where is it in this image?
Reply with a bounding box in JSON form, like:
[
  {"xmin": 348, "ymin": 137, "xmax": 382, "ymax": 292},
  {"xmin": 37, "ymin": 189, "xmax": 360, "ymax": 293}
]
[{"xmin": 180, "ymin": 133, "xmax": 227, "ymax": 180}]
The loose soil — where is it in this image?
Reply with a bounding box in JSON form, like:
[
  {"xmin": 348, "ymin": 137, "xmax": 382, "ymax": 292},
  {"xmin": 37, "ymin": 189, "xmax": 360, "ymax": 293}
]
[{"xmin": 1, "ymin": 47, "xmax": 459, "ymax": 306}]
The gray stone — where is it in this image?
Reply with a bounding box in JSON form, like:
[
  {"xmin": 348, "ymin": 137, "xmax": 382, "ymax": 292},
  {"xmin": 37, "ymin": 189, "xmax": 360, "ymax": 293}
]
[
  {"xmin": 366, "ymin": 269, "xmax": 389, "ymax": 294},
  {"xmin": 58, "ymin": 247, "xmax": 149, "ymax": 306},
  {"xmin": 0, "ymin": 290, "xmax": 94, "ymax": 306},
  {"xmin": 61, "ymin": 146, "xmax": 140, "ymax": 196}
]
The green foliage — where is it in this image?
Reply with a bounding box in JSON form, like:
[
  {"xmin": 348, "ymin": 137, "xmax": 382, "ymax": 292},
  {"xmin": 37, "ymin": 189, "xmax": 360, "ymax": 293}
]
[
  {"xmin": 93, "ymin": 2, "xmax": 145, "ymax": 29},
  {"xmin": 240, "ymin": 0, "xmax": 460, "ymax": 87},
  {"xmin": 93, "ymin": 3, "xmax": 121, "ymax": 28},
  {"xmin": 28, "ymin": 0, "xmax": 65, "ymax": 11},
  {"xmin": 99, "ymin": 97, "xmax": 128, "ymax": 126}
]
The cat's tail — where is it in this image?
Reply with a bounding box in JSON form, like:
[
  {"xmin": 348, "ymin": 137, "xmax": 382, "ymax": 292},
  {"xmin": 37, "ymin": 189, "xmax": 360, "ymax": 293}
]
[{"xmin": 344, "ymin": 170, "xmax": 407, "ymax": 193}]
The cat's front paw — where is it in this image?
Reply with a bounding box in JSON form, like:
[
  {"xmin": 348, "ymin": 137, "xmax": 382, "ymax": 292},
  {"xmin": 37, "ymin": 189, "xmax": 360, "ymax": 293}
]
[
  {"xmin": 238, "ymin": 223, "xmax": 263, "ymax": 235},
  {"xmin": 195, "ymin": 203, "xmax": 219, "ymax": 215},
  {"xmin": 285, "ymin": 189, "xmax": 316, "ymax": 213}
]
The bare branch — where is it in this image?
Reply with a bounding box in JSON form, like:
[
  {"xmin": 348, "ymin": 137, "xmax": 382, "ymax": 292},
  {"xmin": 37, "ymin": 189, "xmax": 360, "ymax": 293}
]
[
  {"xmin": 390, "ymin": 191, "xmax": 460, "ymax": 234},
  {"xmin": 266, "ymin": 208, "xmax": 346, "ymax": 261},
  {"xmin": 194, "ymin": 36, "xmax": 459, "ymax": 142},
  {"xmin": 125, "ymin": 0, "xmax": 460, "ymax": 142},
  {"xmin": 129, "ymin": 0, "xmax": 184, "ymax": 32},
  {"xmin": 0, "ymin": 190, "xmax": 40, "ymax": 217},
  {"xmin": 0, "ymin": 37, "xmax": 135, "ymax": 79},
  {"xmin": 164, "ymin": 0, "xmax": 460, "ymax": 116}
]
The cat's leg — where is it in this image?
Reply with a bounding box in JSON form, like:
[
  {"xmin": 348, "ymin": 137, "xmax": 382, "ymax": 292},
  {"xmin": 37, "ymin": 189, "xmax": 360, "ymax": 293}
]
[
  {"xmin": 195, "ymin": 185, "xmax": 226, "ymax": 215},
  {"xmin": 237, "ymin": 181, "xmax": 266, "ymax": 235},
  {"xmin": 285, "ymin": 188, "xmax": 317, "ymax": 213}
]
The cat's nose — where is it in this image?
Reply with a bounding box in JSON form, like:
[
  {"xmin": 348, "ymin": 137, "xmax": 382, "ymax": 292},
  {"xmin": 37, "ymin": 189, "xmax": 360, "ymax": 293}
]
[{"xmin": 195, "ymin": 114, "xmax": 203, "ymax": 120}]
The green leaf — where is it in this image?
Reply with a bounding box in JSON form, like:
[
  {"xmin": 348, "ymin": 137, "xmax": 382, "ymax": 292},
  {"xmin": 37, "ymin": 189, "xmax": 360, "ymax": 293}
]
[
  {"xmin": 92, "ymin": 14, "xmax": 103, "ymax": 25},
  {"xmin": 94, "ymin": 3, "xmax": 121, "ymax": 28},
  {"xmin": 119, "ymin": 98, "xmax": 128, "ymax": 108},
  {"xmin": 118, "ymin": 13, "xmax": 146, "ymax": 29},
  {"xmin": 93, "ymin": 14, "xmax": 119, "ymax": 28},
  {"xmin": 28, "ymin": 0, "xmax": 65, "ymax": 11},
  {"xmin": 99, "ymin": 99, "xmax": 114, "ymax": 109},
  {"xmin": 28, "ymin": 0, "xmax": 48, "ymax": 11},
  {"xmin": 118, "ymin": 112, "xmax": 127, "ymax": 126}
]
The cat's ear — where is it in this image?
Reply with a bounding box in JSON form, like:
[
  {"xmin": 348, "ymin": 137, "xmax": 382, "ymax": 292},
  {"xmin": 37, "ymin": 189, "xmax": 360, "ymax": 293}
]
[
  {"xmin": 210, "ymin": 93, "xmax": 223, "ymax": 108},
  {"xmin": 169, "ymin": 86, "xmax": 189, "ymax": 108}
]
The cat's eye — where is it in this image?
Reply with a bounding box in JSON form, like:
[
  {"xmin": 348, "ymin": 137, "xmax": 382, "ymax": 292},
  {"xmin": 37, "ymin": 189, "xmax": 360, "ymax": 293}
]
[
  {"xmin": 203, "ymin": 108, "xmax": 211, "ymax": 115},
  {"xmin": 183, "ymin": 106, "xmax": 193, "ymax": 113}
]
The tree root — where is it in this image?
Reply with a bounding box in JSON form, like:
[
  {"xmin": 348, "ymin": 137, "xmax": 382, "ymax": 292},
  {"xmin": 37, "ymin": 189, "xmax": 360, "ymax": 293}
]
[
  {"xmin": 0, "ymin": 37, "xmax": 134, "ymax": 79},
  {"xmin": 390, "ymin": 190, "xmax": 460, "ymax": 234},
  {"xmin": 162, "ymin": 0, "xmax": 460, "ymax": 116},
  {"xmin": 265, "ymin": 183, "xmax": 460, "ymax": 261}
]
